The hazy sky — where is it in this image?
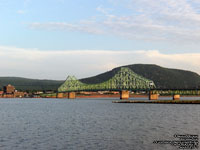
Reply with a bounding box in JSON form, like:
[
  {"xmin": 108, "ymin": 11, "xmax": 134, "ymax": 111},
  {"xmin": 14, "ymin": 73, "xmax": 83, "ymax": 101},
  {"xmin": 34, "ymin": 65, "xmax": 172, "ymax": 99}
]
[{"xmin": 0, "ymin": 0, "xmax": 200, "ymax": 79}]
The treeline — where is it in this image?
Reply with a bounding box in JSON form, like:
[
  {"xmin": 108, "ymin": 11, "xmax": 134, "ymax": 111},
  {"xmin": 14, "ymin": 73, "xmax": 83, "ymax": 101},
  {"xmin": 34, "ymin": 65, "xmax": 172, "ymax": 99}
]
[{"xmin": 0, "ymin": 77, "xmax": 63, "ymax": 92}]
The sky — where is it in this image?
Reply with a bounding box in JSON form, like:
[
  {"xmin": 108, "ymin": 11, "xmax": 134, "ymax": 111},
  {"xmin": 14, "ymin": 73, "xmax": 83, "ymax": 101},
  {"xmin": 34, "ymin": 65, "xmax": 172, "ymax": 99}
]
[{"xmin": 0, "ymin": 0, "xmax": 200, "ymax": 80}]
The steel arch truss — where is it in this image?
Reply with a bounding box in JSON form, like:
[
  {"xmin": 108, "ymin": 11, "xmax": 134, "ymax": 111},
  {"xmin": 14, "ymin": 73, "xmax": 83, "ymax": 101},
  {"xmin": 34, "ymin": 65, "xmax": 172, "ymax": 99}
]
[{"xmin": 58, "ymin": 67, "xmax": 156, "ymax": 92}]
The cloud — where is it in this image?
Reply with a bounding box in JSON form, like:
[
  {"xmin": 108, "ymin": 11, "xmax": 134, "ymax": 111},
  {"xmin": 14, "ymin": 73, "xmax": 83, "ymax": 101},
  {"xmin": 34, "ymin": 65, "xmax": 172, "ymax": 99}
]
[
  {"xmin": 0, "ymin": 45, "xmax": 200, "ymax": 80},
  {"xmin": 28, "ymin": 0, "xmax": 200, "ymax": 45},
  {"xmin": 16, "ymin": 0, "xmax": 30, "ymax": 14},
  {"xmin": 17, "ymin": 10, "xmax": 25, "ymax": 14},
  {"xmin": 24, "ymin": 0, "xmax": 31, "ymax": 7},
  {"xmin": 29, "ymin": 22, "xmax": 105, "ymax": 34}
]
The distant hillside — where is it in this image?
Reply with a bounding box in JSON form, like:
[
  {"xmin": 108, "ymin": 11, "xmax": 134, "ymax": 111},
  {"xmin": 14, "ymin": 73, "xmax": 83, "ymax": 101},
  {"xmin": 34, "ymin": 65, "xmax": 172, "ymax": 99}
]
[
  {"xmin": 0, "ymin": 77, "xmax": 63, "ymax": 91},
  {"xmin": 80, "ymin": 64, "xmax": 200, "ymax": 89},
  {"xmin": 1, "ymin": 64, "xmax": 200, "ymax": 91}
]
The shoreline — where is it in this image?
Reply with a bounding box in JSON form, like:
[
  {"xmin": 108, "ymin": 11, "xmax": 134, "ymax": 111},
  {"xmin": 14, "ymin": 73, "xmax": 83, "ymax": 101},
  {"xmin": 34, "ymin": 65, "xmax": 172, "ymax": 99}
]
[{"xmin": 0, "ymin": 94, "xmax": 200, "ymax": 99}]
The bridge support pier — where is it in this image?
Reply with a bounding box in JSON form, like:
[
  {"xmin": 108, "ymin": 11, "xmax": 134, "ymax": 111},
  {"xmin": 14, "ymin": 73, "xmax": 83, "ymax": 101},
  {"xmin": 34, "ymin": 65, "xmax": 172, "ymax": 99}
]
[
  {"xmin": 57, "ymin": 93, "xmax": 64, "ymax": 98},
  {"xmin": 149, "ymin": 91, "xmax": 158, "ymax": 100},
  {"xmin": 173, "ymin": 94, "xmax": 180, "ymax": 100},
  {"xmin": 68, "ymin": 92, "xmax": 76, "ymax": 99},
  {"xmin": 120, "ymin": 90, "xmax": 129, "ymax": 100}
]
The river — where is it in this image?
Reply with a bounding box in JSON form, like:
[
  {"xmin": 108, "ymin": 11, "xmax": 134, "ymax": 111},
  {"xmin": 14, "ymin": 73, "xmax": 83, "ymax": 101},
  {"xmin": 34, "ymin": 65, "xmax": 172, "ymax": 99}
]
[{"xmin": 0, "ymin": 98, "xmax": 199, "ymax": 150}]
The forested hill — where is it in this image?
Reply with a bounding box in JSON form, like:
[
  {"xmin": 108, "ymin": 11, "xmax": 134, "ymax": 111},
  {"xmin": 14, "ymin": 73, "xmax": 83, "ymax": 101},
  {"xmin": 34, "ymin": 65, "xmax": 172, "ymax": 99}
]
[
  {"xmin": 80, "ymin": 64, "xmax": 200, "ymax": 89},
  {"xmin": 0, "ymin": 77, "xmax": 63, "ymax": 91},
  {"xmin": 1, "ymin": 64, "xmax": 200, "ymax": 91}
]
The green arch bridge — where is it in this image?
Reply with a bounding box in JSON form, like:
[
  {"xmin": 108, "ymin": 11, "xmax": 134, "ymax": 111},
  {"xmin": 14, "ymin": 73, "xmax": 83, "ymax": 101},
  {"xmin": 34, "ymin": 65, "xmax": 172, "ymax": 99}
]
[{"xmin": 58, "ymin": 67, "xmax": 156, "ymax": 93}]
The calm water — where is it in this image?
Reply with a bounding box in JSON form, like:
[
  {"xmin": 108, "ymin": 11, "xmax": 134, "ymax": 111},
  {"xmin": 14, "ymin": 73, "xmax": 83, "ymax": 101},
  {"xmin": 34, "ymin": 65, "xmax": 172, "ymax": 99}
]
[{"xmin": 0, "ymin": 98, "xmax": 199, "ymax": 150}]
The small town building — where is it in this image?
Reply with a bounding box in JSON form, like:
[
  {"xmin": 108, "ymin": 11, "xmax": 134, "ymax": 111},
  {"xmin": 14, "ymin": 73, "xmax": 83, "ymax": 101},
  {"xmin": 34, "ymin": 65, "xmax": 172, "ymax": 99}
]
[
  {"xmin": 0, "ymin": 91, "xmax": 3, "ymax": 98},
  {"xmin": 14, "ymin": 92, "xmax": 25, "ymax": 98},
  {"xmin": 1, "ymin": 84, "xmax": 26, "ymax": 98},
  {"xmin": 3, "ymin": 84, "xmax": 15, "ymax": 94}
]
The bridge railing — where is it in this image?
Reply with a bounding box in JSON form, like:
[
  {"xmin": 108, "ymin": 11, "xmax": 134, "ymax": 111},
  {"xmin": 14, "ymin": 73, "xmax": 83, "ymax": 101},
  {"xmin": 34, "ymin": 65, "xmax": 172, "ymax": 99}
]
[{"xmin": 151, "ymin": 89, "xmax": 200, "ymax": 95}]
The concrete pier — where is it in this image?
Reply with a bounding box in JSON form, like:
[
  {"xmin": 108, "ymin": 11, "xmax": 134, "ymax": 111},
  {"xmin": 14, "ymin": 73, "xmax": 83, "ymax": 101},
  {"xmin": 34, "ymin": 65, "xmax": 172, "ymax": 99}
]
[
  {"xmin": 149, "ymin": 91, "xmax": 159, "ymax": 100},
  {"xmin": 68, "ymin": 92, "xmax": 76, "ymax": 99},
  {"xmin": 173, "ymin": 94, "xmax": 180, "ymax": 100},
  {"xmin": 120, "ymin": 90, "xmax": 129, "ymax": 100},
  {"xmin": 57, "ymin": 93, "xmax": 64, "ymax": 98}
]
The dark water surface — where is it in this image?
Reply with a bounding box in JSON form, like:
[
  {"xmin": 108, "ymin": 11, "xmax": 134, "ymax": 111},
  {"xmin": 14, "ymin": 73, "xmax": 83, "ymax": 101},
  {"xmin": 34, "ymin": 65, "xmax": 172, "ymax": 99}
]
[{"xmin": 0, "ymin": 98, "xmax": 199, "ymax": 150}]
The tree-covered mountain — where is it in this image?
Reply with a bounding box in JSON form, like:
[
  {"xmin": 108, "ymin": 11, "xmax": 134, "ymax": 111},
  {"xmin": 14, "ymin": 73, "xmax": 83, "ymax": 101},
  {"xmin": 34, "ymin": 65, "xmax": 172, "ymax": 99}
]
[
  {"xmin": 80, "ymin": 64, "xmax": 200, "ymax": 89},
  {"xmin": 0, "ymin": 77, "xmax": 63, "ymax": 91},
  {"xmin": 1, "ymin": 64, "xmax": 200, "ymax": 91}
]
